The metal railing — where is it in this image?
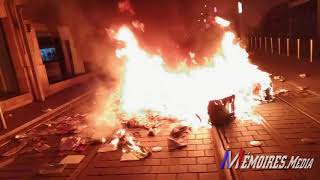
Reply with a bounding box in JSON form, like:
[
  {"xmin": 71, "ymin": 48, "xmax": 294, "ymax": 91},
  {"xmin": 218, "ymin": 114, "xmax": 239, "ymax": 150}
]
[{"xmin": 248, "ymin": 36, "xmax": 314, "ymax": 63}]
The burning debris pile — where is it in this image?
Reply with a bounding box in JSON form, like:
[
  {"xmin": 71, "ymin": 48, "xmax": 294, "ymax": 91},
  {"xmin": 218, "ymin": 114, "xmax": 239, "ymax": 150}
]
[{"xmin": 112, "ymin": 16, "xmax": 273, "ymax": 126}]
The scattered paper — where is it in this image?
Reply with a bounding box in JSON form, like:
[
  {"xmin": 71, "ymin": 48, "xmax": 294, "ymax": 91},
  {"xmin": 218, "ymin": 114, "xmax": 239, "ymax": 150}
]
[
  {"xmin": 152, "ymin": 146, "xmax": 162, "ymax": 152},
  {"xmin": 15, "ymin": 134, "xmax": 27, "ymax": 139},
  {"xmin": 120, "ymin": 152, "xmax": 140, "ymax": 161},
  {"xmin": 59, "ymin": 155, "xmax": 85, "ymax": 164},
  {"xmin": 98, "ymin": 144, "xmax": 117, "ymax": 153},
  {"xmin": 275, "ymin": 89, "xmax": 289, "ymax": 95},
  {"xmin": 171, "ymin": 125, "xmax": 191, "ymax": 138},
  {"xmin": 249, "ymin": 140, "xmax": 262, "ymax": 147},
  {"xmin": 167, "ymin": 137, "xmax": 187, "ymax": 151}
]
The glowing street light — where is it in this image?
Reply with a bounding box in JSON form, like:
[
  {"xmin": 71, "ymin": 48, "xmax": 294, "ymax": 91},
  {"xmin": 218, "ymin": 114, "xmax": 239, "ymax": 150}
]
[{"xmin": 238, "ymin": 2, "xmax": 243, "ymax": 14}]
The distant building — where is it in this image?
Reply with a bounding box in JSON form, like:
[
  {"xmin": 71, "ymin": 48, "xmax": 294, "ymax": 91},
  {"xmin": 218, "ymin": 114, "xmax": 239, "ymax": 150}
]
[{"xmin": 258, "ymin": 0, "xmax": 318, "ymax": 39}]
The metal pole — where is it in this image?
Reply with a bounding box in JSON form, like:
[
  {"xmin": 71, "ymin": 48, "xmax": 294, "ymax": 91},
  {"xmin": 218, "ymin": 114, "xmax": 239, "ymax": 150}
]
[
  {"xmin": 297, "ymin": 39, "xmax": 300, "ymax": 59},
  {"xmin": 271, "ymin": 37, "xmax": 274, "ymax": 54},
  {"xmin": 278, "ymin": 38, "xmax": 281, "ymax": 55},
  {"xmin": 259, "ymin": 37, "xmax": 262, "ymax": 49},
  {"xmin": 255, "ymin": 37, "xmax": 257, "ymax": 49},
  {"xmin": 265, "ymin": 37, "xmax": 267, "ymax": 52},
  {"xmin": 287, "ymin": 38, "xmax": 290, "ymax": 56},
  {"xmin": 310, "ymin": 39, "xmax": 313, "ymax": 63},
  {"xmin": 250, "ymin": 37, "xmax": 253, "ymax": 49}
]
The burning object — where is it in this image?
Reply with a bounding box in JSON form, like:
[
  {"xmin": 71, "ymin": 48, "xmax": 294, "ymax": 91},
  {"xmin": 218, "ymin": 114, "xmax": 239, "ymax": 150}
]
[
  {"xmin": 109, "ymin": 129, "xmax": 151, "ymax": 161},
  {"xmin": 113, "ymin": 24, "xmax": 273, "ymax": 126},
  {"xmin": 208, "ymin": 95, "xmax": 235, "ymax": 126}
]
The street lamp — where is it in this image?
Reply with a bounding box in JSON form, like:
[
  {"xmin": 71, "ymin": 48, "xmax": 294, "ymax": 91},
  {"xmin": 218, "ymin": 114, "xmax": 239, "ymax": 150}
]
[{"xmin": 238, "ymin": 2, "xmax": 243, "ymax": 14}]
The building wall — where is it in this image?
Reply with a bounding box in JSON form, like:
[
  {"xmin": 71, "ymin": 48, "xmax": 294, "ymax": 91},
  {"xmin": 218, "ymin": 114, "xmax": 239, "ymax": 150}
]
[{"xmin": 0, "ymin": 0, "xmax": 93, "ymax": 112}]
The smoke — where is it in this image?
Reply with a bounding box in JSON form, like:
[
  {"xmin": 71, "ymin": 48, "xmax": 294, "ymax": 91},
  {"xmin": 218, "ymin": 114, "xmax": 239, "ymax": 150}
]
[{"xmin": 24, "ymin": 0, "xmax": 122, "ymax": 83}]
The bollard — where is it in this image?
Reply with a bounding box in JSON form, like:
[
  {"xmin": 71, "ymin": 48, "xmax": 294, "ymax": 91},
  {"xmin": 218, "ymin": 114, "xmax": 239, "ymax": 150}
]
[
  {"xmin": 250, "ymin": 37, "xmax": 253, "ymax": 49},
  {"xmin": 270, "ymin": 37, "xmax": 274, "ymax": 54},
  {"xmin": 278, "ymin": 38, "xmax": 281, "ymax": 55},
  {"xmin": 310, "ymin": 39, "xmax": 313, "ymax": 63},
  {"xmin": 259, "ymin": 37, "xmax": 262, "ymax": 49},
  {"xmin": 297, "ymin": 39, "xmax": 300, "ymax": 59},
  {"xmin": 255, "ymin": 37, "xmax": 257, "ymax": 49},
  {"xmin": 264, "ymin": 37, "xmax": 267, "ymax": 52},
  {"xmin": 287, "ymin": 38, "xmax": 290, "ymax": 56}
]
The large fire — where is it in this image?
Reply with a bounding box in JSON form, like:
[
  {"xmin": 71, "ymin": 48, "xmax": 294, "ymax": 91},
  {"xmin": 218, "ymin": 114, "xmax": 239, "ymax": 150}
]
[{"xmin": 113, "ymin": 18, "xmax": 272, "ymax": 127}]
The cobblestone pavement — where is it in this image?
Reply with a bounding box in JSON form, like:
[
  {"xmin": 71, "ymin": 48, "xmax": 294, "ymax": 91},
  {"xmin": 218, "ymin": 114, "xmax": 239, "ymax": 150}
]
[
  {"xmin": 217, "ymin": 59, "xmax": 320, "ymax": 179},
  {"xmin": 77, "ymin": 120, "xmax": 222, "ymax": 180}
]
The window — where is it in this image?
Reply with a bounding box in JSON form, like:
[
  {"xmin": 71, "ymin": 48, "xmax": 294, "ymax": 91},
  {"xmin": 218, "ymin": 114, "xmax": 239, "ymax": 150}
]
[
  {"xmin": 0, "ymin": 21, "xmax": 19, "ymax": 99},
  {"xmin": 37, "ymin": 35, "xmax": 64, "ymax": 63}
]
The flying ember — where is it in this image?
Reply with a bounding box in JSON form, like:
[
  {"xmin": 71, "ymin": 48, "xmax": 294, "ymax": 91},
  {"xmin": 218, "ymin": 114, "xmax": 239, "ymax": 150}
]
[{"xmin": 114, "ymin": 19, "xmax": 273, "ymax": 127}]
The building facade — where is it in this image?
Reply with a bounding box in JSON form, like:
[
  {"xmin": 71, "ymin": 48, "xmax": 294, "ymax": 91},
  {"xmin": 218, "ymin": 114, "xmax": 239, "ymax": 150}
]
[{"xmin": 0, "ymin": 0, "xmax": 93, "ymax": 112}]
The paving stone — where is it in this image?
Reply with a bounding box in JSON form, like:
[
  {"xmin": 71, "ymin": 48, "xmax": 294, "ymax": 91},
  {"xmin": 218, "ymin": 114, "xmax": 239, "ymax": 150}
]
[
  {"xmin": 199, "ymin": 172, "xmax": 220, "ymax": 180},
  {"xmin": 188, "ymin": 150, "xmax": 205, "ymax": 157},
  {"xmin": 197, "ymin": 157, "xmax": 215, "ymax": 164},
  {"xmin": 151, "ymin": 166, "xmax": 169, "ymax": 173},
  {"xmin": 177, "ymin": 173, "xmax": 198, "ymax": 180},
  {"xmin": 188, "ymin": 165, "xmax": 207, "ymax": 172},
  {"xmin": 156, "ymin": 174, "xmax": 176, "ymax": 180},
  {"xmin": 168, "ymin": 165, "xmax": 188, "ymax": 173}
]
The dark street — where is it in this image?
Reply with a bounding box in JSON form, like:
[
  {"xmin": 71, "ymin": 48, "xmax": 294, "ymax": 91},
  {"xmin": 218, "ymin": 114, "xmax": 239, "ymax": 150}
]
[{"xmin": 0, "ymin": 0, "xmax": 319, "ymax": 180}]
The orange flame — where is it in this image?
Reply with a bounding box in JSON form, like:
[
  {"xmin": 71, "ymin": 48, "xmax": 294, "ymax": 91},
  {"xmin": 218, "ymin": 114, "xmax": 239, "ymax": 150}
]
[{"xmin": 114, "ymin": 26, "xmax": 272, "ymax": 127}]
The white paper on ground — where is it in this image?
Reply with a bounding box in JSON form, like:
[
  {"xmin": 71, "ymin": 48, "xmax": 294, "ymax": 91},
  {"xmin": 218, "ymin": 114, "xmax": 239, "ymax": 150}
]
[{"xmin": 59, "ymin": 155, "xmax": 85, "ymax": 164}]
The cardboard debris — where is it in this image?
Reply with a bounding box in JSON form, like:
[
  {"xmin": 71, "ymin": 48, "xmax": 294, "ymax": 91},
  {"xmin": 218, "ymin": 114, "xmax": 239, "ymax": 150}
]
[
  {"xmin": 167, "ymin": 137, "xmax": 187, "ymax": 151},
  {"xmin": 171, "ymin": 125, "xmax": 191, "ymax": 138},
  {"xmin": 59, "ymin": 137, "xmax": 82, "ymax": 151},
  {"xmin": 38, "ymin": 164, "xmax": 66, "ymax": 175},
  {"xmin": 59, "ymin": 155, "xmax": 85, "ymax": 164},
  {"xmin": 152, "ymin": 146, "xmax": 162, "ymax": 152},
  {"xmin": 120, "ymin": 152, "xmax": 140, "ymax": 161},
  {"xmin": 98, "ymin": 144, "xmax": 117, "ymax": 153},
  {"xmin": 2, "ymin": 142, "xmax": 27, "ymax": 157}
]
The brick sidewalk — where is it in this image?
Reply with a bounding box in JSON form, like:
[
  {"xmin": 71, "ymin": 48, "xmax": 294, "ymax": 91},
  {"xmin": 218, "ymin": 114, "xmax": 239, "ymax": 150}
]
[
  {"xmin": 77, "ymin": 120, "xmax": 222, "ymax": 180},
  {"xmin": 216, "ymin": 76, "xmax": 320, "ymax": 179}
]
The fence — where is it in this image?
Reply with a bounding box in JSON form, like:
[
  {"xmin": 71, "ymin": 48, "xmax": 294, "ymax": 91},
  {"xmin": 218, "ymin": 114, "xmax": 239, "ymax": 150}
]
[{"xmin": 248, "ymin": 36, "xmax": 315, "ymax": 63}]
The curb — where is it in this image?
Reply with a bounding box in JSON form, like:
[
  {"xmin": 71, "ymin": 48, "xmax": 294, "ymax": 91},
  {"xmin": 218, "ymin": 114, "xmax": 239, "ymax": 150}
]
[{"xmin": 210, "ymin": 126, "xmax": 235, "ymax": 180}]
